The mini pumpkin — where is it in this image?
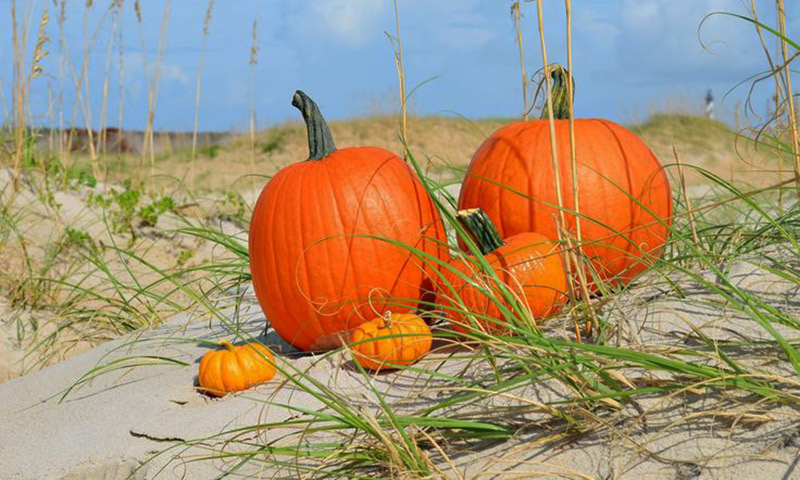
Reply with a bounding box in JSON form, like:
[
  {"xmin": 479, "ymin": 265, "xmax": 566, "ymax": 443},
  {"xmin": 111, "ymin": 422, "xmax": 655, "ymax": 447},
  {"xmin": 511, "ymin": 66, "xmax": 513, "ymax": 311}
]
[
  {"xmin": 350, "ymin": 312, "xmax": 432, "ymax": 371},
  {"xmin": 438, "ymin": 209, "xmax": 567, "ymax": 334},
  {"xmin": 198, "ymin": 341, "xmax": 276, "ymax": 397}
]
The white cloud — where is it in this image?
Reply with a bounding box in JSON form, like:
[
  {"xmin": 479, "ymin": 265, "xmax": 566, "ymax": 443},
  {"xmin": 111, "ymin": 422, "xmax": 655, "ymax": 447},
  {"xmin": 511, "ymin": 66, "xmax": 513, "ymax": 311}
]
[
  {"xmin": 579, "ymin": 0, "xmax": 767, "ymax": 85},
  {"xmin": 288, "ymin": 1, "xmax": 386, "ymax": 47},
  {"xmin": 437, "ymin": 24, "xmax": 494, "ymax": 50},
  {"xmin": 160, "ymin": 63, "xmax": 189, "ymax": 84},
  {"xmin": 572, "ymin": 5, "xmax": 619, "ymax": 53},
  {"xmin": 286, "ymin": 0, "xmax": 494, "ymax": 50},
  {"xmin": 430, "ymin": 6, "xmax": 494, "ymax": 49},
  {"xmin": 121, "ymin": 51, "xmax": 189, "ymax": 89},
  {"xmin": 620, "ymin": 1, "xmax": 659, "ymax": 27},
  {"xmin": 398, "ymin": 0, "xmax": 494, "ymax": 50}
]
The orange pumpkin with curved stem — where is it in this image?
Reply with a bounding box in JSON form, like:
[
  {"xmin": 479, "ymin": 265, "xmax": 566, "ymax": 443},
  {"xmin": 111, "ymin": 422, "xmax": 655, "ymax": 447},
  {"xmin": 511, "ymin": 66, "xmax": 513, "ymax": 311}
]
[
  {"xmin": 438, "ymin": 209, "xmax": 567, "ymax": 334},
  {"xmin": 458, "ymin": 65, "xmax": 672, "ymax": 288},
  {"xmin": 249, "ymin": 91, "xmax": 447, "ymax": 351},
  {"xmin": 350, "ymin": 312, "xmax": 432, "ymax": 371},
  {"xmin": 198, "ymin": 341, "xmax": 275, "ymax": 397}
]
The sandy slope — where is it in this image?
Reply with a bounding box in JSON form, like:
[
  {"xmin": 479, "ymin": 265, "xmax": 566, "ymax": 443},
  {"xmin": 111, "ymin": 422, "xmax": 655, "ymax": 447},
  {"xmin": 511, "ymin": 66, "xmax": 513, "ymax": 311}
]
[
  {"xmin": 1, "ymin": 255, "xmax": 799, "ymax": 479},
  {"xmin": 0, "ymin": 168, "xmax": 247, "ymax": 382},
  {"xmin": 0, "ymin": 299, "xmax": 465, "ymax": 479},
  {"xmin": 0, "ymin": 301, "xmax": 304, "ymax": 479}
]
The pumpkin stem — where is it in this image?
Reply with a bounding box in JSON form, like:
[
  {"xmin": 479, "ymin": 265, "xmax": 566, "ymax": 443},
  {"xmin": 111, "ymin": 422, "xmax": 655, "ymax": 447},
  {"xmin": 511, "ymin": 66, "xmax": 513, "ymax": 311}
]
[
  {"xmin": 536, "ymin": 64, "xmax": 574, "ymax": 120},
  {"xmin": 292, "ymin": 90, "xmax": 337, "ymax": 160},
  {"xmin": 219, "ymin": 340, "xmax": 236, "ymax": 352},
  {"xmin": 456, "ymin": 208, "xmax": 505, "ymax": 255}
]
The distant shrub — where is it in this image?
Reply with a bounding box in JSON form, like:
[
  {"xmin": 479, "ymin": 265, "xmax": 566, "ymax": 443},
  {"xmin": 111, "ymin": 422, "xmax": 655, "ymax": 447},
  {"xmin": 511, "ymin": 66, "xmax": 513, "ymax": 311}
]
[
  {"xmin": 260, "ymin": 130, "xmax": 286, "ymax": 155},
  {"xmin": 199, "ymin": 144, "xmax": 220, "ymax": 159}
]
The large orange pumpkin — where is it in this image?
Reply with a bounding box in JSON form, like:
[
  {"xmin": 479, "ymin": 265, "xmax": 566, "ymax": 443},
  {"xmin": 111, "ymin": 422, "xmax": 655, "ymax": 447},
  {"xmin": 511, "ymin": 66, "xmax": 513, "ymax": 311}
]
[
  {"xmin": 438, "ymin": 209, "xmax": 567, "ymax": 334},
  {"xmin": 350, "ymin": 312, "xmax": 432, "ymax": 371},
  {"xmin": 249, "ymin": 91, "xmax": 447, "ymax": 351},
  {"xmin": 458, "ymin": 66, "xmax": 672, "ymax": 288}
]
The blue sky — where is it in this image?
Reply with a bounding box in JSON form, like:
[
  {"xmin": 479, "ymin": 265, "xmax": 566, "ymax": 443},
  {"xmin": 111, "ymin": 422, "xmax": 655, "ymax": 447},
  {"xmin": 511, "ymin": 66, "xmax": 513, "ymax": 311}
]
[{"xmin": 0, "ymin": 0, "xmax": 789, "ymax": 131}]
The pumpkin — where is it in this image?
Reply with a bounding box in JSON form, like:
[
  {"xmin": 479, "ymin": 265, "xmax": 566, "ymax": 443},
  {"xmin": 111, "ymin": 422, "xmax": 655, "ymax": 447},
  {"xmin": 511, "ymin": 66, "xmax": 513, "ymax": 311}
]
[
  {"xmin": 249, "ymin": 91, "xmax": 447, "ymax": 351},
  {"xmin": 198, "ymin": 341, "xmax": 276, "ymax": 397},
  {"xmin": 438, "ymin": 209, "xmax": 567, "ymax": 334},
  {"xmin": 457, "ymin": 65, "xmax": 672, "ymax": 288},
  {"xmin": 350, "ymin": 312, "xmax": 432, "ymax": 371}
]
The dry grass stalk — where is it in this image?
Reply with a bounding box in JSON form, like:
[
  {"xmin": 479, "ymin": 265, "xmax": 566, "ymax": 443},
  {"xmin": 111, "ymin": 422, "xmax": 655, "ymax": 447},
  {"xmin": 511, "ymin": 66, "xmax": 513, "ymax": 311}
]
[
  {"xmin": 562, "ymin": 0, "xmax": 596, "ymax": 337},
  {"xmin": 511, "ymin": 1, "xmax": 528, "ymax": 120},
  {"xmin": 132, "ymin": 0, "xmax": 148, "ymax": 181},
  {"xmin": 139, "ymin": 0, "xmax": 172, "ymax": 187},
  {"xmin": 776, "ymin": 0, "xmax": 800, "ymax": 200},
  {"xmin": 57, "ymin": 1, "xmax": 68, "ymax": 187},
  {"xmin": 391, "ymin": 0, "xmax": 409, "ymax": 153},
  {"xmin": 11, "ymin": 3, "xmax": 50, "ymax": 185},
  {"xmin": 248, "ymin": 17, "xmax": 259, "ymax": 192},
  {"xmin": 534, "ymin": 2, "xmax": 567, "ymax": 229},
  {"xmin": 116, "ymin": 2, "xmax": 124, "ymax": 158},
  {"xmin": 191, "ymin": 0, "xmax": 215, "ymax": 191},
  {"xmin": 31, "ymin": 8, "xmax": 50, "ymax": 81},
  {"xmin": 11, "ymin": 1, "xmax": 24, "ymax": 184},
  {"xmin": 535, "ymin": 1, "xmax": 586, "ymax": 339},
  {"xmin": 80, "ymin": 3, "xmax": 97, "ymax": 171},
  {"xmin": 673, "ymin": 145, "xmax": 700, "ymax": 250},
  {"xmin": 750, "ymin": 0, "xmax": 785, "ymax": 211},
  {"xmin": 97, "ymin": 4, "xmax": 120, "ymax": 158},
  {"xmin": 563, "ymin": 0, "xmax": 579, "ymax": 243}
]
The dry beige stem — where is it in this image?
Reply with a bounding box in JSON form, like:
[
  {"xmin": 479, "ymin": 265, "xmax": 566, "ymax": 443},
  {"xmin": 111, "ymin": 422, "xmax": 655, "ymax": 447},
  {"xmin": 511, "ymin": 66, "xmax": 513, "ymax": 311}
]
[{"xmin": 776, "ymin": 0, "xmax": 800, "ymax": 200}]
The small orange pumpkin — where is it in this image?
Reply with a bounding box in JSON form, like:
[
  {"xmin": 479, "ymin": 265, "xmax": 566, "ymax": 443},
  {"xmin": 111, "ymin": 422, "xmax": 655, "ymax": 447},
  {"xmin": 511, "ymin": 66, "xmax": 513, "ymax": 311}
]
[
  {"xmin": 438, "ymin": 209, "xmax": 568, "ymax": 334},
  {"xmin": 198, "ymin": 341, "xmax": 276, "ymax": 397},
  {"xmin": 350, "ymin": 313, "xmax": 432, "ymax": 371}
]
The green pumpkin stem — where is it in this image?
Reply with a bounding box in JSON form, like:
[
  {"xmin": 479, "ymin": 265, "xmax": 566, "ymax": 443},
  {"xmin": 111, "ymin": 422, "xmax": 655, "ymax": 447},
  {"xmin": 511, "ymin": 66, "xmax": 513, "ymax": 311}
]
[
  {"xmin": 537, "ymin": 64, "xmax": 575, "ymax": 121},
  {"xmin": 219, "ymin": 340, "xmax": 236, "ymax": 352},
  {"xmin": 456, "ymin": 208, "xmax": 505, "ymax": 255},
  {"xmin": 292, "ymin": 90, "xmax": 337, "ymax": 160}
]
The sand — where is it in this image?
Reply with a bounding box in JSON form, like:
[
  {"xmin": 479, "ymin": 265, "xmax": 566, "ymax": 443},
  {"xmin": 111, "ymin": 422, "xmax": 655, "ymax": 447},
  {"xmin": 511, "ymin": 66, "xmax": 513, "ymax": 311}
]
[{"xmin": 1, "ymin": 251, "xmax": 799, "ymax": 479}]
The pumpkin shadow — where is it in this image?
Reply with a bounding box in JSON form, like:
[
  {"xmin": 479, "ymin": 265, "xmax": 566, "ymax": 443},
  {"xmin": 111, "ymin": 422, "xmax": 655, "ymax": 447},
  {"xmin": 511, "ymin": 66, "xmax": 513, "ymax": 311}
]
[
  {"xmin": 429, "ymin": 333, "xmax": 478, "ymax": 354},
  {"xmin": 339, "ymin": 359, "xmax": 405, "ymax": 376},
  {"xmin": 192, "ymin": 327, "xmax": 314, "ymax": 364},
  {"xmin": 252, "ymin": 328, "xmax": 309, "ymax": 358}
]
